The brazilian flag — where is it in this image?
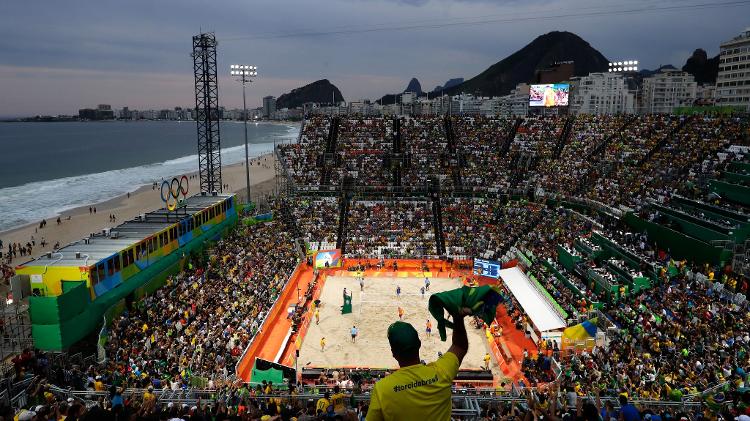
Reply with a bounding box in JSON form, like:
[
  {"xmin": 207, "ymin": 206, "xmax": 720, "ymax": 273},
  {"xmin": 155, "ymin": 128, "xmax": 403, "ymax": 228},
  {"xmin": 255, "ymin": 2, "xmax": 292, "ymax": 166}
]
[{"xmin": 428, "ymin": 285, "xmax": 502, "ymax": 341}]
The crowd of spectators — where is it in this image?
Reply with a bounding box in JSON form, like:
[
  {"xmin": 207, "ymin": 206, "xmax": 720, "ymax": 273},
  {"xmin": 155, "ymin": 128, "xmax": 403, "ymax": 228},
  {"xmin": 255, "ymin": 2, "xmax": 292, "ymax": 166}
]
[
  {"xmin": 346, "ymin": 200, "xmax": 436, "ymax": 257},
  {"xmin": 4, "ymin": 113, "xmax": 750, "ymax": 420},
  {"xmin": 100, "ymin": 220, "xmax": 298, "ymax": 389},
  {"xmin": 441, "ymin": 198, "xmax": 544, "ymax": 259}
]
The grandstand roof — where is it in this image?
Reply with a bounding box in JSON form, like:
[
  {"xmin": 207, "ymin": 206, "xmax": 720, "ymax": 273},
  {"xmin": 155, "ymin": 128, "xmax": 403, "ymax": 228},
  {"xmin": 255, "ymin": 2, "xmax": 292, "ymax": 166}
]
[
  {"xmin": 16, "ymin": 193, "xmax": 233, "ymax": 268},
  {"xmin": 499, "ymin": 266, "xmax": 567, "ymax": 332}
]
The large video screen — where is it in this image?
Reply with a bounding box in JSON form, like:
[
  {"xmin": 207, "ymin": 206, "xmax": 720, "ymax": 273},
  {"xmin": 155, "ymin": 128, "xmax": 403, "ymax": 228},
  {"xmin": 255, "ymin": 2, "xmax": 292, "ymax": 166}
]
[
  {"xmin": 473, "ymin": 258, "xmax": 501, "ymax": 279},
  {"xmin": 529, "ymin": 83, "xmax": 569, "ymax": 107},
  {"xmin": 314, "ymin": 249, "xmax": 342, "ymax": 269}
]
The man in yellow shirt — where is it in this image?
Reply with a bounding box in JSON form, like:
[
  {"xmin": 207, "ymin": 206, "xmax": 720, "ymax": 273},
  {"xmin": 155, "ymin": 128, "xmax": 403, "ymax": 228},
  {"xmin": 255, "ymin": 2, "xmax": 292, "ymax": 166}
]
[
  {"xmin": 316, "ymin": 391, "xmax": 331, "ymax": 416},
  {"xmin": 331, "ymin": 385, "xmax": 347, "ymax": 413},
  {"xmin": 483, "ymin": 353, "xmax": 491, "ymax": 371},
  {"xmin": 366, "ymin": 308, "xmax": 470, "ymax": 421},
  {"xmin": 94, "ymin": 376, "xmax": 106, "ymax": 391}
]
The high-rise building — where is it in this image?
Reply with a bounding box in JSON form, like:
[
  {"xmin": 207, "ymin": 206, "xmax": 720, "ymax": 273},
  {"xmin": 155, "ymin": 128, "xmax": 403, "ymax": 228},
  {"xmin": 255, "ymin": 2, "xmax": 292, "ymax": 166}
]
[
  {"xmin": 262, "ymin": 96, "xmax": 276, "ymax": 119},
  {"xmin": 716, "ymin": 28, "xmax": 750, "ymax": 110},
  {"xmin": 570, "ymin": 72, "xmax": 635, "ymax": 115},
  {"xmin": 641, "ymin": 69, "xmax": 697, "ymax": 114},
  {"xmin": 509, "ymin": 83, "xmax": 530, "ymax": 116}
]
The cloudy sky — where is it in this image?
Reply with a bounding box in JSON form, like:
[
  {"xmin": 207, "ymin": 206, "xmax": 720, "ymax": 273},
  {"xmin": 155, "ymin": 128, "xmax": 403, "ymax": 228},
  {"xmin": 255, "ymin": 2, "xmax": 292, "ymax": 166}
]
[{"xmin": 1, "ymin": 0, "xmax": 748, "ymax": 116}]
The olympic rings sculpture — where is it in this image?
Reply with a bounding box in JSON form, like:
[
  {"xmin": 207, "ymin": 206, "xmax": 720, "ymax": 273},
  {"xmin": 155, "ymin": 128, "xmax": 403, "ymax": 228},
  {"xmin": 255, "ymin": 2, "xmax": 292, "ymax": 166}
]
[{"xmin": 160, "ymin": 175, "xmax": 189, "ymax": 211}]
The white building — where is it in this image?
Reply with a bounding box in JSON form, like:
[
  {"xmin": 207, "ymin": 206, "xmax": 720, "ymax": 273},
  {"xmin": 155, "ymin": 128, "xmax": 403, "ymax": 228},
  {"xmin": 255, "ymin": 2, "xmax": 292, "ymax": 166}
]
[
  {"xmin": 716, "ymin": 28, "xmax": 750, "ymax": 110},
  {"xmin": 569, "ymin": 72, "xmax": 635, "ymax": 115},
  {"xmin": 509, "ymin": 84, "xmax": 530, "ymax": 117},
  {"xmin": 641, "ymin": 69, "xmax": 697, "ymax": 114}
]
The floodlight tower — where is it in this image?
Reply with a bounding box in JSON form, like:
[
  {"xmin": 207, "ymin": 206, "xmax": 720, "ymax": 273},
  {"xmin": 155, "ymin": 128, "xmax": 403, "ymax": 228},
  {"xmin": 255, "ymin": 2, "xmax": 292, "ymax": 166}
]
[
  {"xmin": 192, "ymin": 33, "xmax": 223, "ymax": 194},
  {"xmin": 230, "ymin": 64, "xmax": 258, "ymax": 202},
  {"xmin": 608, "ymin": 60, "xmax": 640, "ymax": 114}
]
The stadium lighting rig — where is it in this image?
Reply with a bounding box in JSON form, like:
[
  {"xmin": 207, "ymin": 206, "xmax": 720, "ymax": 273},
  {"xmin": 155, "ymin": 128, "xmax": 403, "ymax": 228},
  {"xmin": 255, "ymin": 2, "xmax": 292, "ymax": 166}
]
[
  {"xmin": 608, "ymin": 60, "xmax": 639, "ymax": 72},
  {"xmin": 230, "ymin": 64, "xmax": 258, "ymax": 203}
]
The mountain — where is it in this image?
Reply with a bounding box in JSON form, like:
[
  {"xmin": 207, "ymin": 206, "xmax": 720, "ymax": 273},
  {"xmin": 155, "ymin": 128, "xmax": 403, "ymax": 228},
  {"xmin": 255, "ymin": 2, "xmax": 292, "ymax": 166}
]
[
  {"xmin": 445, "ymin": 31, "xmax": 609, "ymax": 96},
  {"xmin": 639, "ymin": 64, "xmax": 678, "ymax": 77},
  {"xmin": 682, "ymin": 49, "xmax": 719, "ymax": 85},
  {"xmin": 432, "ymin": 78, "xmax": 464, "ymax": 93},
  {"xmin": 275, "ymin": 79, "xmax": 344, "ymax": 109},
  {"xmin": 377, "ymin": 77, "xmax": 426, "ymax": 104},
  {"xmin": 404, "ymin": 77, "xmax": 423, "ymax": 94}
]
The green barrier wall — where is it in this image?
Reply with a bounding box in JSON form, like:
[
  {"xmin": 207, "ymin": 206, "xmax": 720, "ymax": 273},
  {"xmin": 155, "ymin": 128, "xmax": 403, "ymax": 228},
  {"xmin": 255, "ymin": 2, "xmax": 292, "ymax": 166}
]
[
  {"xmin": 31, "ymin": 214, "xmax": 237, "ymax": 350},
  {"xmin": 528, "ymin": 273, "xmax": 569, "ymax": 319},
  {"xmin": 724, "ymin": 172, "xmax": 750, "ymax": 186},
  {"xmin": 729, "ymin": 162, "xmax": 750, "ymax": 174},
  {"xmin": 710, "ymin": 180, "xmax": 750, "ymax": 206},
  {"xmin": 623, "ymin": 213, "xmax": 731, "ymax": 266}
]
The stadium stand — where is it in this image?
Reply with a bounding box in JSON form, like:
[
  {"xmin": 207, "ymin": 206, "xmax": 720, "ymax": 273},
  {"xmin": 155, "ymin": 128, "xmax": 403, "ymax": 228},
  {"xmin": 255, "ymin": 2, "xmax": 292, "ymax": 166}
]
[{"xmin": 4, "ymin": 114, "xmax": 750, "ymax": 420}]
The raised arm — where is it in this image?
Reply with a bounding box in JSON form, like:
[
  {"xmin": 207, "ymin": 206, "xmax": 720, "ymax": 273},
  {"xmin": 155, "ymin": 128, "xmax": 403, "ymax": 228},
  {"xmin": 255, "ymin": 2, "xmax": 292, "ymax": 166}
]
[{"xmin": 447, "ymin": 308, "xmax": 471, "ymax": 364}]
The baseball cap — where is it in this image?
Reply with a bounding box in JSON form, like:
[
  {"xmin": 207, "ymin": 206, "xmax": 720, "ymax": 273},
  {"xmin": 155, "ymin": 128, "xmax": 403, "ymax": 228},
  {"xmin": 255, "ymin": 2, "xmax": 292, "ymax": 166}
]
[{"xmin": 387, "ymin": 321, "xmax": 421, "ymax": 352}]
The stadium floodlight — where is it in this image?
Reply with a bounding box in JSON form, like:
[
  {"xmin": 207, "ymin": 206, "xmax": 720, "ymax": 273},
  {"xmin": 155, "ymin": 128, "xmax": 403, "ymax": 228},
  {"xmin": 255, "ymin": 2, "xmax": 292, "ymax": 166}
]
[
  {"xmin": 229, "ymin": 64, "xmax": 258, "ymax": 204},
  {"xmin": 610, "ymin": 59, "xmax": 639, "ymax": 73}
]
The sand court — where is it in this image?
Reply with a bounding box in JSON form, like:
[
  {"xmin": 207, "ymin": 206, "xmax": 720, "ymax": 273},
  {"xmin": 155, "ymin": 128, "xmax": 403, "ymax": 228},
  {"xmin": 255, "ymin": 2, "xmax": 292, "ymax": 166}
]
[{"xmin": 299, "ymin": 276, "xmax": 500, "ymax": 374}]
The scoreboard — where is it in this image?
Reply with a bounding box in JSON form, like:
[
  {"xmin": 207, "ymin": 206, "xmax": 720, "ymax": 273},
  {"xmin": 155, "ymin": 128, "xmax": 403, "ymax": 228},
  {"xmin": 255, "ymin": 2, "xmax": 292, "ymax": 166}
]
[{"xmin": 473, "ymin": 258, "xmax": 501, "ymax": 279}]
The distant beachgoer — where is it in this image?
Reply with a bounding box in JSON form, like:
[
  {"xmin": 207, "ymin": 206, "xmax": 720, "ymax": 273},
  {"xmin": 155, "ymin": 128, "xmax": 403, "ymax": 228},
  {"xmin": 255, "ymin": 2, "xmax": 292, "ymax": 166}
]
[
  {"xmin": 127, "ymin": 192, "xmax": 130, "ymax": 199},
  {"xmin": 93, "ymin": 207, "xmax": 97, "ymax": 214},
  {"xmin": 396, "ymin": 285, "xmax": 401, "ymax": 298},
  {"xmin": 398, "ymin": 306, "xmax": 404, "ymax": 320},
  {"xmin": 359, "ymin": 277, "xmax": 364, "ymax": 291},
  {"xmin": 56, "ymin": 217, "xmax": 61, "ymax": 225},
  {"xmin": 89, "ymin": 207, "xmax": 93, "ymax": 214},
  {"xmin": 420, "ymin": 286, "xmax": 425, "ymax": 299},
  {"xmin": 351, "ymin": 326, "xmax": 358, "ymax": 343},
  {"xmin": 315, "ymin": 308, "xmax": 320, "ymax": 325},
  {"xmin": 320, "ymin": 337, "xmax": 326, "ymax": 351}
]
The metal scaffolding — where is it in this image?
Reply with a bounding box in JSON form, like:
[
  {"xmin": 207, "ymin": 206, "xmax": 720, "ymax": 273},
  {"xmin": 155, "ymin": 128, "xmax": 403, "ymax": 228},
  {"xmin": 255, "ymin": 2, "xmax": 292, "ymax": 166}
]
[{"xmin": 192, "ymin": 32, "xmax": 223, "ymax": 194}]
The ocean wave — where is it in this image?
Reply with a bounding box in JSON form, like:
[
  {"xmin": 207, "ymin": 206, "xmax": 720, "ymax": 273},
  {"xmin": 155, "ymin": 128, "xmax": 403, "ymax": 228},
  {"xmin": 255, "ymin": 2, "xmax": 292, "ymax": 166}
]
[{"xmin": 0, "ymin": 124, "xmax": 298, "ymax": 233}]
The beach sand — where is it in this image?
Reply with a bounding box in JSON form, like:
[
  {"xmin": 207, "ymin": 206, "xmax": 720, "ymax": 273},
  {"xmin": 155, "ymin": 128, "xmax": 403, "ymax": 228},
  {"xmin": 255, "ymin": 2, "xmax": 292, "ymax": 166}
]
[
  {"xmin": 0, "ymin": 153, "xmax": 278, "ymax": 262},
  {"xmin": 299, "ymin": 276, "xmax": 501, "ymax": 376}
]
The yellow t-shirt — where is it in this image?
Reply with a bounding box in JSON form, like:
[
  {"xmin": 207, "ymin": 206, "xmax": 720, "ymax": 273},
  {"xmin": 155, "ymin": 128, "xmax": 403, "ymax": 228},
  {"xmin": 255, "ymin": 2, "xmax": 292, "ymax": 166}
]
[
  {"xmin": 331, "ymin": 392, "xmax": 346, "ymax": 412},
  {"xmin": 143, "ymin": 391, "xmax": 155, "ymax": 404},
  {"xmin": 366, "ymin": 352, "xmax": 459, "ymax": 421},
  {"xmin": 316, "ymin": 397, "xmax": 331, "ymax": 414}
]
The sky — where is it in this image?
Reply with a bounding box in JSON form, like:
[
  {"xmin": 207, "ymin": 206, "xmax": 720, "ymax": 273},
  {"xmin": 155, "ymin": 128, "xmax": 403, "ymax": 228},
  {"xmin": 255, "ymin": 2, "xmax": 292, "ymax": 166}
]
[{"xmin": 1, "ymin": 0, "xmax": 748, "ymax": 116}]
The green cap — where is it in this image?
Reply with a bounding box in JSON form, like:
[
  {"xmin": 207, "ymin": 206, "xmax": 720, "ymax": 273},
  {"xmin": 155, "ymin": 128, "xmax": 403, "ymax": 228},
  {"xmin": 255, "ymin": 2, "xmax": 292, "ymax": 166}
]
[{"xmin": 387, "ymin": 321, "xmax": 421, "ymax": 352}]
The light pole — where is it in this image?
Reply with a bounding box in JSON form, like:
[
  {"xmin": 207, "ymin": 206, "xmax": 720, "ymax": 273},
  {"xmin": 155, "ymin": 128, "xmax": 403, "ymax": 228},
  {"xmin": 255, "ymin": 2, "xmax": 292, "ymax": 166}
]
[
  {"xmin": 608, "ymin": 60, "xmax": 639, "ymax": 114},
  {"xmin": 230, "ymin": 64, "xmax": 258, "ymax": 203}
]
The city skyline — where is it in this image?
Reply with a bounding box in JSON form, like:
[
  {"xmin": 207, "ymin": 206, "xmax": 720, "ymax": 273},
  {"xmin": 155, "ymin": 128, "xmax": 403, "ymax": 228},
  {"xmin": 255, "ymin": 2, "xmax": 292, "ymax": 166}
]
[{"xmin": 1, "ymin": 0, "xmax": 749, "ymax": 116}]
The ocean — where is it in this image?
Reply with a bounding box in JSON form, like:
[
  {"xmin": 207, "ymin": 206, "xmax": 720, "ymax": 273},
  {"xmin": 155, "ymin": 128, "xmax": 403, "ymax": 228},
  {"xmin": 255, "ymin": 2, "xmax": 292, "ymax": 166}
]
[{"xmin": 0, "ymin": 120, "xmax": 299, "ymax": 232}]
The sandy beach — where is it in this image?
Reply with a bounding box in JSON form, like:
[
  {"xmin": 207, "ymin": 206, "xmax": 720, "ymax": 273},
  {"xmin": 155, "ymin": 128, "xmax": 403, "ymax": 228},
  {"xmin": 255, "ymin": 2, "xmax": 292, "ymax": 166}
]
[{"xmin": 0, "ymin": 153, "xmax": 278, "ymax": 263}]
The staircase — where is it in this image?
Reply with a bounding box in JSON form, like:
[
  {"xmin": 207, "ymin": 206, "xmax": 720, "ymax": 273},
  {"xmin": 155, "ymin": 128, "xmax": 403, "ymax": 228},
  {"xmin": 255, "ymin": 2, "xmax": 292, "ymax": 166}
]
[
  {"xmin": 443, "ymin": 116, "xmax": 463, "ymax": 188},
  {"xmin": 335, "ymin": 192, "xmax": 351, "ymax": 254},
  {"xmin": 444, "ymin": 116, "xmax": 457, "ymax": 154},
  {"xmin": 586, "ymin": 116, "xmax": 636, "ymax": 159},
  {"xmin": 392, "ymin": 117, "xmax": 403, "ymax": 188},
  {"xmin": 429, "ymin": 179, "xmax": 446, "ymax": 255},
  {"xmin": 554, "ymin": 116, "xmax": 575, "ymax": 158},
  {"xmin": 320, "ymin": 117, "xmax": 340, "ymax": 186},
  {"xmin": 500, "ymin": 118, "xmax": 523, "ymax": 157},
  {"xmin": 638, "ymin": 115, "xmax": 695, "ymax": 166}
]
